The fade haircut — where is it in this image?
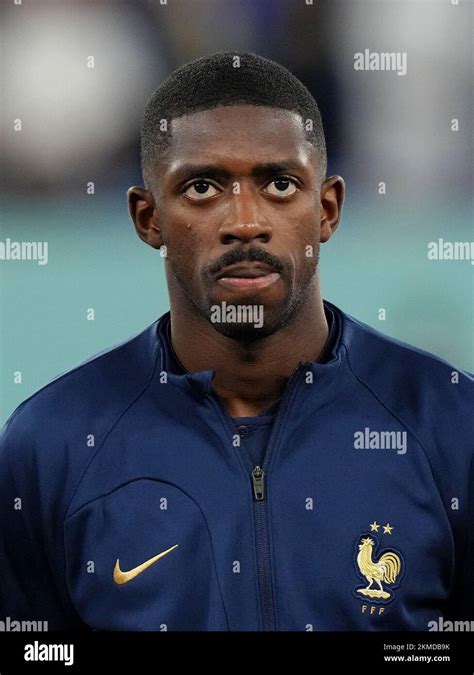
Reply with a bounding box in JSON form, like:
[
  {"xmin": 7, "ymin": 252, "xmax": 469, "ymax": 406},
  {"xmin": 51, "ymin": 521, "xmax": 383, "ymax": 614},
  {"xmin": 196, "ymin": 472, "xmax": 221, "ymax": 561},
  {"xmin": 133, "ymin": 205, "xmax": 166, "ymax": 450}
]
[{"xmin": 140, "ymin": 50, "xmax": 327, "ymax": 189}]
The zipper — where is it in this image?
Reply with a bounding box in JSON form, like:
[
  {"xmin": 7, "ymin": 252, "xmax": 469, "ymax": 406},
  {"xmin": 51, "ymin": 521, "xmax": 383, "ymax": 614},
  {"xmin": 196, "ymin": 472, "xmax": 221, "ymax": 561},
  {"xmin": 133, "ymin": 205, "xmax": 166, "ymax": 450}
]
[
  {"xmin": 251, "ymin": 465, "xmax": 265, "ymax": 500},
  {"xmin": 209, "ymin": 365, "xmax": 305, "ymax": 631}
]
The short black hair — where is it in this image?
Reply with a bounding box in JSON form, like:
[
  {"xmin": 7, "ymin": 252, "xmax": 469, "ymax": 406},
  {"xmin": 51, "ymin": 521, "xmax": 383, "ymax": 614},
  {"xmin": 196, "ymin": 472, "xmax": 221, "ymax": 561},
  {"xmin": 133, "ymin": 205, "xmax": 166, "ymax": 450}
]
[{"xmin": 140, "ymin": 50, "xmax": 327, "ymax": 189}]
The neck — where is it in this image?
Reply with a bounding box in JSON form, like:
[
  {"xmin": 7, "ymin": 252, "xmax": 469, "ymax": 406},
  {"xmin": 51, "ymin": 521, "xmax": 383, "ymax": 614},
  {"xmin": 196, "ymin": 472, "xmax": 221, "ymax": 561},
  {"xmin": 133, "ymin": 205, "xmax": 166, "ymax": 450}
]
[{"xmin": 168, "ymin": 280, "xmax": 328, "ymax": 417}]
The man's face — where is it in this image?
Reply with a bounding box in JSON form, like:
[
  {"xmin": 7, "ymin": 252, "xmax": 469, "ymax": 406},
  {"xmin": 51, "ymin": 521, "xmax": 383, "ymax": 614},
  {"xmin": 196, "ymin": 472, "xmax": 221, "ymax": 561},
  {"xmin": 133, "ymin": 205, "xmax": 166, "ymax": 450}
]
[{"xmin": 151, "ymin": 105, "xmax": 328, "ymax": 341}]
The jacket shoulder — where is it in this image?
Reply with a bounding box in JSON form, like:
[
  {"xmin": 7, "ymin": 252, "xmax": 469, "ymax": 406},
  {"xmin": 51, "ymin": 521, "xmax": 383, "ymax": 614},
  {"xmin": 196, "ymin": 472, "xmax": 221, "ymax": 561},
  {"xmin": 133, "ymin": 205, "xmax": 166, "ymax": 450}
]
[
  {"xmin": 3, "ymin": 320, "xmax": 161, "ymax": 432},
  {"xmin": 340, "ymin": 308, "xmax": 473, "ymax": 390},
  {"xmin": 0, "ymin": 320, "xmax": 162, "ymax": 501},
  {"xmin": 337, "ymin": 305, "xmax": 473, "ymax": 476}
]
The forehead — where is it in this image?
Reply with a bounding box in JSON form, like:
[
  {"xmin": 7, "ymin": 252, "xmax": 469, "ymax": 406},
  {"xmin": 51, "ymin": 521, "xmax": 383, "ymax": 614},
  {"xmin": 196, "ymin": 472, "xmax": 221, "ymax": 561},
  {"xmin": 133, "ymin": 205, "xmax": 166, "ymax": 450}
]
[{"xmin": 163, "ymin": 105, "xmax": 317, "ymax": 174}]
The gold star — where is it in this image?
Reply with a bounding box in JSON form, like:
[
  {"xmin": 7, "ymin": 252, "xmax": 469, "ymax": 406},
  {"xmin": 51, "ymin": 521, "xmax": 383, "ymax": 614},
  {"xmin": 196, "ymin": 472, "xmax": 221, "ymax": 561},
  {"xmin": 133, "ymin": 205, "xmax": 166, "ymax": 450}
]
[
  {"xmin": 369, "ymin": 521, "xmax": 380, "ymax": 532},
  {"xmin": 383, "ymin": 523, "xmax": 394, "ymax": 535}
]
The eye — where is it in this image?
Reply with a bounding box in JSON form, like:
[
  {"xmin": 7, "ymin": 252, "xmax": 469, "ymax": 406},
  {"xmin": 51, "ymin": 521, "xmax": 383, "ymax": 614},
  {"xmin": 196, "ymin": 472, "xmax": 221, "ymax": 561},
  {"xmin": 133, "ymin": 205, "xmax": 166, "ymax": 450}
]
[
  {"xmin": 264, "ymin": 176, "xmax": 299, "ymax": 198},
  {"xmin": 182, "ymin": 180, "xmax": 220, "ymax": 201}
]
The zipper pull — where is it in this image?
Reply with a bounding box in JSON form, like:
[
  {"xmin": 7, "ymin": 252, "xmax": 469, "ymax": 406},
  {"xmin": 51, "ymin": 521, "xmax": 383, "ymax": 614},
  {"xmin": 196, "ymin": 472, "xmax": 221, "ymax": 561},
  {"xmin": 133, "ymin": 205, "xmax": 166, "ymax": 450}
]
[{"xmin": 251, "ymin": 465, "xmax": 265, "ymax": 501}]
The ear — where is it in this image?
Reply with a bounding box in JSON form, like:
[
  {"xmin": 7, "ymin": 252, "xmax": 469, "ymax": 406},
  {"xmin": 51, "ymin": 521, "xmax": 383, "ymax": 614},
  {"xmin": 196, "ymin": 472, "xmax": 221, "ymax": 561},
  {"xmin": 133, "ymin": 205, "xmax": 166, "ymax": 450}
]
[
  {"xmin": 127, "ymin": 186, "xmax": 163, "ymax": 249},
  {"xmin": 320, "ymin": 176, "xmax": 345, "ymax": 243}
]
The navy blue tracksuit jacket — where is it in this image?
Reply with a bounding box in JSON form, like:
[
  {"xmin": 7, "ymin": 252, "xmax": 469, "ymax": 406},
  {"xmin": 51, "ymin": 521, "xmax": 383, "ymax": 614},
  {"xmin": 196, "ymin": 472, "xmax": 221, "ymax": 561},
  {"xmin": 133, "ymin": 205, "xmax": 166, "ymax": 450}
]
[{"xmin": 0, "ymin": 301, "xmax": 473, "ymax": 631}]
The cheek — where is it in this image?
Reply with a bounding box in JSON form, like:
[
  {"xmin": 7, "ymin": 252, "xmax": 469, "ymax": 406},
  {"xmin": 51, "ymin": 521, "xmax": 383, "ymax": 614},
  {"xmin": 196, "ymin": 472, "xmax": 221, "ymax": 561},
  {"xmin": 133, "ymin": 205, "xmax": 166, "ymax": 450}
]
[
  {"xmin": 284, "ymin": 214, "xmax": 320, "ymax": 267},
  {"xmin": 165, "ymin": 225, "xmax": 211, "ymax": 290},
  {"xmin": 290, "ymin": 199, "xmax": 321, "ymax": 237},
  {"xmin": 289, "ymin": 234, "xmax": 321, "ymax": 288},
  {"xmin": 162, "ymin": 216, "xmax": 201, "ymax": 259}
]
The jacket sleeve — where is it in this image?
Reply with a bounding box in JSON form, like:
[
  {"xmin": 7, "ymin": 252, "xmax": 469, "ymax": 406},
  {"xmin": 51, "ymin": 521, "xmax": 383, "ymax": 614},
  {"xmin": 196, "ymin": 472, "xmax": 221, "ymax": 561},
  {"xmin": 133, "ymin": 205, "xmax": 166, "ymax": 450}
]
[{"xmin": 0, "ymin": 404, "xmax": 86, "ymax": 630}]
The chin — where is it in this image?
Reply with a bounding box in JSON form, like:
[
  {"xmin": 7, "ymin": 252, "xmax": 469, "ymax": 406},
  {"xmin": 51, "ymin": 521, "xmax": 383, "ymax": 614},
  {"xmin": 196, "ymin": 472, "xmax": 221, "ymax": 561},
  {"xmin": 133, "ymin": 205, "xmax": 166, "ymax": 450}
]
[
  {"xmin": 209, "ymin": 321, "xmax": 275, "ymax": 342},
  {"xmin": 206, "ymin": 302, "xmax": 291, "ymax": 343}
]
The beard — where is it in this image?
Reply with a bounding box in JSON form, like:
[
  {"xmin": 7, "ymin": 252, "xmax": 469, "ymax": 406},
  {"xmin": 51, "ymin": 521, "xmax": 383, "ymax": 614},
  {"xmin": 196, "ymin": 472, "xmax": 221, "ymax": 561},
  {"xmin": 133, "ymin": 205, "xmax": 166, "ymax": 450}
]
[
  {"xmin": 167, "ymin": 247, "xmax": 319, "ymax": 344},
  {"xmin": 207, "ymin": 285, "xmax": 313, "ymax": 342}
]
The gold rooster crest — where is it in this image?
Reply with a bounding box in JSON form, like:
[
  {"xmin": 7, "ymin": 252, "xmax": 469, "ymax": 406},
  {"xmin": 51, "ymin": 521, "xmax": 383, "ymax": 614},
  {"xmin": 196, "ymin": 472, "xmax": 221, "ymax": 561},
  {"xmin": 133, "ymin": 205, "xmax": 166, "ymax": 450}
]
[{"xmin": 355, "ymin": 536, "xmax": 402, "ymax": 601}]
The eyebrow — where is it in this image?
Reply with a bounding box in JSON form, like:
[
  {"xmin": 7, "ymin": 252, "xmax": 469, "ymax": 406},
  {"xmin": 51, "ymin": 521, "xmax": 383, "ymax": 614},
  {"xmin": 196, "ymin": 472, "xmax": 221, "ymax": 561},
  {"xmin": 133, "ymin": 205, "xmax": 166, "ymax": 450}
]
[{"xmin": 169, "ymin": 161, "xmax": 306, "ymax": 185}]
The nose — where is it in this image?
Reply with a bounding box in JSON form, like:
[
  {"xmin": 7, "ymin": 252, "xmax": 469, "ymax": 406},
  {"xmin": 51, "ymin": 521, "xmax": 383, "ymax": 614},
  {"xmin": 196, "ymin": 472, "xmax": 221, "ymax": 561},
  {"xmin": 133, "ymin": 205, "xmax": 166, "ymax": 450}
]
[{"xmin": 218, "ymin": 189, "xmax": 272, "ymax": 245}]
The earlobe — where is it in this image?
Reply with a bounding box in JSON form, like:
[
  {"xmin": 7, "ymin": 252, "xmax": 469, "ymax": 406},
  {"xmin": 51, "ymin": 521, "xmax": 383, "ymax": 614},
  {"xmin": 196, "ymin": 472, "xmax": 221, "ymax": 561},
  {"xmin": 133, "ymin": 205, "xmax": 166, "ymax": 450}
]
[
  {"xmin": 127, "ymin": 186, "xmax": 163, "ymax": 249},
  {"xmin": 320, "ymin": 175, "xmax": 345, "ymax": 243}
]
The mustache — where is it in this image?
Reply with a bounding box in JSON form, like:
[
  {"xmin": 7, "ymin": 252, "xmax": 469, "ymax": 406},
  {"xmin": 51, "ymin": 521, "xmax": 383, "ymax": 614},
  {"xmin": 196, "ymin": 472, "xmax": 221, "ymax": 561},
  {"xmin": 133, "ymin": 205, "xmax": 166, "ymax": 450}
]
[{"xmin": 208, "ymin": 247, "xmax": 285, "ymax": 277}]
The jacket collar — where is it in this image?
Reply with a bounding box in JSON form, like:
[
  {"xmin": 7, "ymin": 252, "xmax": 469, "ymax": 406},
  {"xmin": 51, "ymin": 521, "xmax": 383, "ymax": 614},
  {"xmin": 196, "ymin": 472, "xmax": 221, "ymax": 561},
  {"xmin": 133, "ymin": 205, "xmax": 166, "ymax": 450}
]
[{"xmin": 154, "ymin": 301, "xmax": 343, "ymax": 399}]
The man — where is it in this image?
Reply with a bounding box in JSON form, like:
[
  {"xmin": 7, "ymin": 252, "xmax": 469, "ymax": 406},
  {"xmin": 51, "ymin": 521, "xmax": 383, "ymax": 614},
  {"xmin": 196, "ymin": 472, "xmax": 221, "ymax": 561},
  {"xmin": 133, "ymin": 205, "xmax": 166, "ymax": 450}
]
[{"xmin": 1, "ymin": 51, "xmax": 472, "ymax": 632}]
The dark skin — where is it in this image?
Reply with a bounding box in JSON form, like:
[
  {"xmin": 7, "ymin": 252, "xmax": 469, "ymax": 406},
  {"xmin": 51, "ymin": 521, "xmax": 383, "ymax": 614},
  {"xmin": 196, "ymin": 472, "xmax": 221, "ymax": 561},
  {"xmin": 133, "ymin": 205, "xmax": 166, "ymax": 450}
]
[{"xmin": 128, "ymin": 105, "xmax": 345, "ymax": 417}]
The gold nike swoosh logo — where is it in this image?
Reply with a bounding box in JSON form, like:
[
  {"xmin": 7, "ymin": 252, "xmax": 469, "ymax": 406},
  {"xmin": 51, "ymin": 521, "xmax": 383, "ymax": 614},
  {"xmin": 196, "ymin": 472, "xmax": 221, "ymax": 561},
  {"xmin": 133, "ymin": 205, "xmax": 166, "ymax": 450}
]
[{"xmin": 113, "ymin": 544, "xmax": 179, "ymax": 586}]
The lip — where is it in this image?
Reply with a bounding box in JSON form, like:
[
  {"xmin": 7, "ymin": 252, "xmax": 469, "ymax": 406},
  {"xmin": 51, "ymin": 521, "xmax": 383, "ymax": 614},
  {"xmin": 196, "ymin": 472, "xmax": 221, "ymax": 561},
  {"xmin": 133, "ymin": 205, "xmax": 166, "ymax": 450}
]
[
  {"xmin": 217, "ymin": 273, "xmax": 281, "ymax": 289},
  {"xmin": 216, "ymin": 264, "xmax": 281, "ymax": 290},
  {"xmin": 216, "ymin": 263, "xmax": 277, "ymax": 279}
]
